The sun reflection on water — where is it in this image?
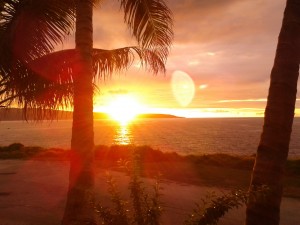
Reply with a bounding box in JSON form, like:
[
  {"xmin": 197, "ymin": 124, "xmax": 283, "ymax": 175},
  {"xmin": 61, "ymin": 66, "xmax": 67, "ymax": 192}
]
[{"xmin": 113, "ymin": 124, "xmax": 132, "ymax": 145}]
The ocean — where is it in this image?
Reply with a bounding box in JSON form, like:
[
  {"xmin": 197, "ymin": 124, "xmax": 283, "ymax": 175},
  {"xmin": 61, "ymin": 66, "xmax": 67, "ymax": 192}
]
[{"xmin": 0, "ymin": 118, "xmax": 299, "ymax": 157}]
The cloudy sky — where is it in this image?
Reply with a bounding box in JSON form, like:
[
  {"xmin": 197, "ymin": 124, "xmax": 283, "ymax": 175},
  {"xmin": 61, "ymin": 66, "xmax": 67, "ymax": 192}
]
[{"xmin": 64, "ymin": 0, "xmax": 292, "ymax": 117}]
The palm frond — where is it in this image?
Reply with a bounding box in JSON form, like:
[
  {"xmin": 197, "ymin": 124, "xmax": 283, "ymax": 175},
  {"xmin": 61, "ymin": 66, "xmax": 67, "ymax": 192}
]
[
  {"xmin": 92, "ymin": 48, "xmax": 135, "ymax": 78},
  {"xmin": 93, "ymin": 46, "xmax": 165, "ymax": 76},
  {"xmin": 0, "ymin": 59, "xmax": 74, "ymax": 119},
  {"xmin": 25, "ymin": 47, "xmax": 134, "ymax": 82},
  {"xmin": 1, "ymin": 73, "xmax": 73, "ymax": 110},
  {"xmin": 134, "ymin": 47, "xmax": 166, "ymax": 73},
  {"xmin": 0, "ymin": 46, "xmax": 148, "ymax": 116},
  {"xmin": 28, "ymin": 49, "xmax": 78, "ymax": 83},
  {"xmin": 119, "ymin": 0, "xmax": 173, "ymax": 73},
  {"xmin": 27, "ymin": 46, "xmax": 165, "ymax": 81},
  {"xmin": 0, "ymin": 44, "xmax": 165, "ymax": 118},
  {"xmin": 93, "ymin": 46, "xmax": 166, "ymax": 76},
  {"xmin": 0, "ymin": 0, "xmax": 75, "ymax": 65}
]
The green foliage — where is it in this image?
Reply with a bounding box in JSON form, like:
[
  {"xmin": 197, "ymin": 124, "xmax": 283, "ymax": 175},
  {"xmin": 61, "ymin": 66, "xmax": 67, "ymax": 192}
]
[
  {"xmin": 95, "ymin": 151, "xmax": 163, "ymax": 225},
  {"xmin": 184, "ymin": 190, "xmax": 248, "ymax": 225}
]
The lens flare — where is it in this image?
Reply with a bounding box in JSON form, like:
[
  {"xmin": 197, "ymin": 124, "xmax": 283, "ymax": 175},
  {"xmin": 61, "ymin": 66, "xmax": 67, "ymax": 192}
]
[{"xmin": 171, "ymin": 70, "xmax": 195, "ymax": 107}]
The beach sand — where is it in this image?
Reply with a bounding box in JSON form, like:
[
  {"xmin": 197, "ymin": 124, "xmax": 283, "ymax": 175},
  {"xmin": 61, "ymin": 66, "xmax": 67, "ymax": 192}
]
[{"xmin": 0, "ymin": 160, "xmax": 299, "ymax": 225}]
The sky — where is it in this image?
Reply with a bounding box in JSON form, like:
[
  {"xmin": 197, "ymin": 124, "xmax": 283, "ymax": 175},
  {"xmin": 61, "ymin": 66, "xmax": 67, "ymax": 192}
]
[{"xmin": 61, "ymin": 0, "xmax": 294, "ymax": 118}]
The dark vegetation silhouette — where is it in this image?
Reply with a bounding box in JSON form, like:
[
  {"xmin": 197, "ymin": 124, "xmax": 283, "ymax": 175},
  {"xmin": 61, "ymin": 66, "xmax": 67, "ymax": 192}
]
[
  {"xmin": 96, "ymin": 151, "xmax": 251, "ymax": 225},
  {"xmin": 1, "ymin": 143, "xmax": 299, "ymax": 191},
  {"xmin": 246, "ymin": 1, "xmax": 300, "ymax": 224},
  {"xmin": 1, "ymin": 143, "xmax": 300, "ymax": 224},
  {"xmin": 95, "ymin": 151, "xmax": 163, "ymax": 225},
  {"xmin": 0, "ymin": 0, "xmax": 173, "ymax": 224}
]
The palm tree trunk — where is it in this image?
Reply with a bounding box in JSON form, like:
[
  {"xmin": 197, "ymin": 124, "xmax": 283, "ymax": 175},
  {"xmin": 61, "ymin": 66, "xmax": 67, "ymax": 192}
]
[
  {"xmin": 246, "ymin": 1, "xmax": 300, "ymax": 224},
  {"xmin": 62, "ymin": 1, "xmax": 95, "ymax": 224}
]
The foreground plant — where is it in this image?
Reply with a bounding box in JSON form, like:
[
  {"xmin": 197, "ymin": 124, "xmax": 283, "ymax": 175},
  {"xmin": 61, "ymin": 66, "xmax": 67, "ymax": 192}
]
[
  {"xmin": 185, "ymin": 190, "xmax": 248, "ymax": 225},
  {"xmin": 96, "ymin": 152, "xmax": 162, "ymax": 225},
  {"xmin": 185, "ymin": 186, "xmax": 269, "ymax": 225}
]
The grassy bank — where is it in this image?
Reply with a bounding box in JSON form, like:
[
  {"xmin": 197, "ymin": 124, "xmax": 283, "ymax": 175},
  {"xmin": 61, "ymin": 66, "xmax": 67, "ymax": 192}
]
[{"xmin": 1, "ymin": 143, "xmax": 300, "ymax": 198}]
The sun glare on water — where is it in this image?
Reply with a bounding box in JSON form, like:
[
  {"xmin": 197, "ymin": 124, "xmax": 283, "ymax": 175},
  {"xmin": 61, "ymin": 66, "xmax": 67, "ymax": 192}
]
[{"xmin": 106, "ymin": 95, "xmax": 144, "ymax": 125}]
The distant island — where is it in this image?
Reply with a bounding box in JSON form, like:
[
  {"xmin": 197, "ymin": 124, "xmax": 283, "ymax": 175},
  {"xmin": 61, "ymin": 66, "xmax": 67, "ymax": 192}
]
[
  {"xmin": 136, "ymin": 113, "xmax": 181, "ymax": 119},
  {"xmin": 94, "ymin": 112, "xmax": 181, "ymax": 120},
  {"xmin": 0, "ymin": 108, "xmax": 182, "ymax": 121}
]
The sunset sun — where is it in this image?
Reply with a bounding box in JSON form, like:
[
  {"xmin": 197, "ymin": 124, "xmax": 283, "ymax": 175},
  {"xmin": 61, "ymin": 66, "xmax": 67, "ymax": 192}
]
[{"xmin": 105, "ymin": 95, "xmax": 144, "ymax": 125}]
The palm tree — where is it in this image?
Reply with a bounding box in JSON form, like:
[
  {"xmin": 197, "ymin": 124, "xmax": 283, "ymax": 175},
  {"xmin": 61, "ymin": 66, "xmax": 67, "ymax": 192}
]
[
  {"xmin": 61, "ymin": 1, "xmax": 96, "ymax": 224},
  {"xmin": 1, "ymin": 0, "xmax": 173, "ymax": 224},
  {"xmin": 246, "ymin": 1, "xmax": 300, "ymax": 224},
  {"xmin": 0, "ymin": 0, "xmax": 76, "ymax": 112}
]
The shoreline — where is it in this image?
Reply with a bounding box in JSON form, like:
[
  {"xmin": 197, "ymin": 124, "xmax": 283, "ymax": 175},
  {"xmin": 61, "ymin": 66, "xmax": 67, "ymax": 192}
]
[
  {"xmin": 1, "ymin": 143, "xmax": 300, "ymax": 198},
  {"xmin": 1, "ymin": 119, "xmax": 300, "ymax": 158}
]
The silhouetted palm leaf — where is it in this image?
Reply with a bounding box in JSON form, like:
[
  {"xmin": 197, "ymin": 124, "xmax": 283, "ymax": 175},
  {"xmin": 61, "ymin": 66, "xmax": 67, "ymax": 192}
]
[
  {"xmin": 119, "ymin": 0, "xmax": 173, "ymax": 71},
  {"xmin": 0, "ymin": 0, "xmax": 173, "ymax": 119},
  {"xmin": 0, "ymin": 0, "xmax": 75, "ymax": 117},
  {"xmin": 93, "ymin": 47, "xmax": 165, "ymax": 75},
  {"xmin": 0, "ymin": 60, "xmax": 73, "ymax": 112},
  {"xmin": 11, "ymin": 46, "xmax": 165, "ymax": 85},
  {"xmin": 0, "ymin": 46, "xmax": 165, "ymax": 112},
  {"xmin": 0, "ymin": 0, "xmax": 75, "ymax": 65}
]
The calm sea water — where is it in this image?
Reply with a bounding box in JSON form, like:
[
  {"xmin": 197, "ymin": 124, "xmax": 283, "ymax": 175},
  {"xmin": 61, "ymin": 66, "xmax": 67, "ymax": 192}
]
[{"xmin": 0, "ymin": 118, "xmax": 299, "ymax": 157}]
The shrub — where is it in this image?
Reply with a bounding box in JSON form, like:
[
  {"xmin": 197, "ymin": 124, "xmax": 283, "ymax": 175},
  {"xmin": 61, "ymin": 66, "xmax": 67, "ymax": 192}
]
[
  {"xmin": 95, "ymin": 151, "xmax": 163, "ymax": 225},
  {"xmin": 184, "ymin": 190, "xmax": 248, "ymax": 225}
]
